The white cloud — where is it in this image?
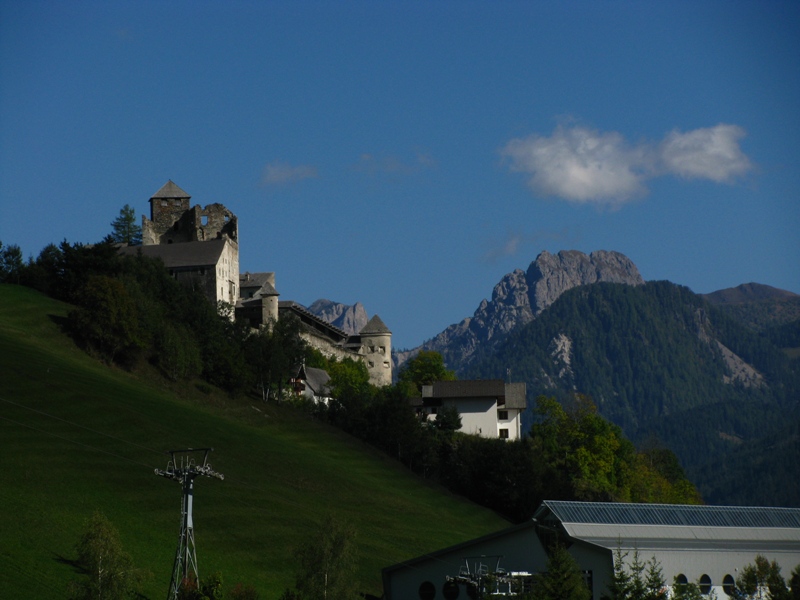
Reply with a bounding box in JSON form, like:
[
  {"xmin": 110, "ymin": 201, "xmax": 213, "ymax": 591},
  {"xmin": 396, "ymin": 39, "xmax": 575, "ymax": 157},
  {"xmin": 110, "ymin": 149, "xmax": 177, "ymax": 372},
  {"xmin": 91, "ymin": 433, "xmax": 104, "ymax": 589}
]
[
  {"xmin": 261, "ymin": 162, "xmax": 318, "ymax": 186},
  {"xmin": 502, "ymin": 126, "xmax": 651, "ymax": 206},
  {"xmin": 502, "ymin": 123, "xmax": 752, "ymax": 206},
  {"xmin": 659, "ymin": 124, "xmax": 752, "ymax": 182},
  {"xmin": 354, "ymin": 151, "xmax": 437, "ymax": 176}
]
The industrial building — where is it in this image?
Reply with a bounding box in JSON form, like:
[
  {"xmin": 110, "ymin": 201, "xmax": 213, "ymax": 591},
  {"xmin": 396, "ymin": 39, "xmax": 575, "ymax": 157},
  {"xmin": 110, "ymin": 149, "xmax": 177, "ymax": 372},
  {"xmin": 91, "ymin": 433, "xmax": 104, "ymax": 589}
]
[{"xmin": 382, "ymin": 501, "xmax": 800, "ymax": 600}]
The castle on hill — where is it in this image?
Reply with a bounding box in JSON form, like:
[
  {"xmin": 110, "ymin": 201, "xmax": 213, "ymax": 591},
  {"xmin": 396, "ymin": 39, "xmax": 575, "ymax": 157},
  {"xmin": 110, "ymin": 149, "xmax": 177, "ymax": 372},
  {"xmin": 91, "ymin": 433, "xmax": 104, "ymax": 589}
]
[{"xmin": 121, "ymin": 181, "xmax": 392, "ymax": 387}]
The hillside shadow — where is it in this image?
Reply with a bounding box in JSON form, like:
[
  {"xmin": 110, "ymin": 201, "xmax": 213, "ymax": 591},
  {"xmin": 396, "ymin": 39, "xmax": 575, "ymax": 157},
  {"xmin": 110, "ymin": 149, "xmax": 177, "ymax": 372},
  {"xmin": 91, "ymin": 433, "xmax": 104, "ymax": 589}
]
[
  {"xmin": 53, "ymin": 552, "xmax": 83, "ymax": 574},
  {"xmin": 48, "ymin": 313, "xmax": 69, "ymax": 330}
]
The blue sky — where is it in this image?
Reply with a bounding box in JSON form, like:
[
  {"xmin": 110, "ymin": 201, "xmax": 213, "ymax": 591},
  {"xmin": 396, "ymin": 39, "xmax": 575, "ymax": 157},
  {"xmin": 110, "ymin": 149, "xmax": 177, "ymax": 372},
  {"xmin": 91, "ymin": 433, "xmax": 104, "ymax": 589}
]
[{"xmin": 1, "ymin": 1, "xmax": 798, "ymax": 349}]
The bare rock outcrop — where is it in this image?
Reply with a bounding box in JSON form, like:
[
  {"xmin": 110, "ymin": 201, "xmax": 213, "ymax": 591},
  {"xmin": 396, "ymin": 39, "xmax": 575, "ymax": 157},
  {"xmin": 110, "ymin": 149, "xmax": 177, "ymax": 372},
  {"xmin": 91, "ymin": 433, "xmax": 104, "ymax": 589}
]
[
  {"xmin": 307, "ymin": 299, "xmax": 369, "ymax": 336},
  {"xmin": 398, "ymin": 250, "xmax": 644, "ymax": 372}
]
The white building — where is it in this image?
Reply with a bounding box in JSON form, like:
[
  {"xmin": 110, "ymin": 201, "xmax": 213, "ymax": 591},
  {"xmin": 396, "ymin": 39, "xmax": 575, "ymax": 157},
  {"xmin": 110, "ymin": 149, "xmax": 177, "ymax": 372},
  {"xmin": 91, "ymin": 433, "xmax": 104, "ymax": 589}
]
[
  {"xmin": 382, "ymin": 501, "xmax": 800, "ymax": 600},
  {"xmin": 416, "ymin": 380, "xmax": 527, "ymax": 440}
]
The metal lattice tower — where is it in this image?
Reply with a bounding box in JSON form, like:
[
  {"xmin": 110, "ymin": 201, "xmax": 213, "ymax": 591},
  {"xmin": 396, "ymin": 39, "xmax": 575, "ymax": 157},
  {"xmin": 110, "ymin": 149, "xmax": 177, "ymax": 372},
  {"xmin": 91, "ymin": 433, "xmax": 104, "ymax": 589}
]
[{"xmin": 155, "ymin": 448, "xmax": 224, "ymax": 600}]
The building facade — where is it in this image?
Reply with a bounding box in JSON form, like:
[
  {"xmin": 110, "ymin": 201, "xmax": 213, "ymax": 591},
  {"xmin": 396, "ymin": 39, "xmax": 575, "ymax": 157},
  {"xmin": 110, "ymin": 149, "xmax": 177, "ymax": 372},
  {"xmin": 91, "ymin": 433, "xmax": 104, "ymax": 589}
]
[
  {"xmin": 123, "ymin": 181, "xmax": 392, "ymax": 386},
  {"xmin": 382, "ymin": 501, "xmax": 800, "ymax": 600},
  {"xmin": 415, "ymin": 380, "xmax": 527, "ymax": 439}
]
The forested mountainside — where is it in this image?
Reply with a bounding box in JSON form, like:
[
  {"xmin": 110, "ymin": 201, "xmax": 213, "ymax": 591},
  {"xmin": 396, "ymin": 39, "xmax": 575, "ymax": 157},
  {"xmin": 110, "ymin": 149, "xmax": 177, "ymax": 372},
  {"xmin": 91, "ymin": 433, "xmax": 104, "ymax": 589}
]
[
  {"xmin": 464, "ymin": 280, "xmax": 800, "ymax": 506},
  {"xmin": 395, "ymin": 250, "xmax": 644, "ymax": 371},
  {"xmin": 702, "ymin": 282, "xmax": 800, "ymax": 332}
]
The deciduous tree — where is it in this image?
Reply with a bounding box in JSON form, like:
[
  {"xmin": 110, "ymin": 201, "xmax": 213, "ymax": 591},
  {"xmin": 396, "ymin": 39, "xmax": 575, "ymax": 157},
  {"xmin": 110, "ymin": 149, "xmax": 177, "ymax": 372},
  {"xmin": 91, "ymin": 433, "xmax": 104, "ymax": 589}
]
[
  {"xmin": 68, "ymin": 511, "xmax": 141, "ymax": 600},
  {"xmin": 292, "ymin": 513, "xmax": 359, "ymax": 600},
  {"xmin": 397, "ymin": 350, "xmax": 455, "ymax": 396}
]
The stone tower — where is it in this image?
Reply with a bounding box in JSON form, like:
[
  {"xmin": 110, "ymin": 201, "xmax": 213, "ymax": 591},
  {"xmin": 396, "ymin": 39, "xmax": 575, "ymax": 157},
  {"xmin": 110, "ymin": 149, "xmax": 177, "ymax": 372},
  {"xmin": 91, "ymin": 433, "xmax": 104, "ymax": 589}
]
[
  {"xmin": 142, "ymin": 180, "xmax": 238, "ymax": 246},
  {"xmin": 359, "ymin": 315, "xmax": 392, "ymax": 387}
]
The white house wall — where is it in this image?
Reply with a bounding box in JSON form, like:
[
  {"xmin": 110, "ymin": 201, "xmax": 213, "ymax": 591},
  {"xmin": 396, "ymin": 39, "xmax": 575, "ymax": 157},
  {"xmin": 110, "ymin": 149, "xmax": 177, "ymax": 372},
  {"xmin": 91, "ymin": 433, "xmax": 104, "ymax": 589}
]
[
  {"xmin": 498, "ymin": 407, "xmax": 522, "ymax": 440},
  {"xmin": 445, "ymin": 398, "xmax": 498, "ymax": 437},
  {"xmin": 216, "ymin": 239, "xmax": 239, "ymax": 306}
]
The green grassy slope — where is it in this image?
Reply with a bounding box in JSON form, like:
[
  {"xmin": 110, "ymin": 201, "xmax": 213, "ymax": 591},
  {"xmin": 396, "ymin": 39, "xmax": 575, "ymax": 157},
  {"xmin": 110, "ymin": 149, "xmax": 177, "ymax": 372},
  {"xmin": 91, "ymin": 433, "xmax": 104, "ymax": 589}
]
[{"xmin": 0, "ymin": 284, "xmax": 509, "ymax": 599}]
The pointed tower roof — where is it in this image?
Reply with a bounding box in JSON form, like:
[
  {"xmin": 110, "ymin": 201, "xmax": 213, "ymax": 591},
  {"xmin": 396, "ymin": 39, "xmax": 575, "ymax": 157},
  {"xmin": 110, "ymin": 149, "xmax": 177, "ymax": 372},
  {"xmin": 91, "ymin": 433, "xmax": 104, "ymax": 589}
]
[
  {"xmin": 360, "ymin": 314, "xmax": 391, "ymax": 335},
  {"xmin": 151, "ymin": 180, "xmax": 190, "ymax": 200}
]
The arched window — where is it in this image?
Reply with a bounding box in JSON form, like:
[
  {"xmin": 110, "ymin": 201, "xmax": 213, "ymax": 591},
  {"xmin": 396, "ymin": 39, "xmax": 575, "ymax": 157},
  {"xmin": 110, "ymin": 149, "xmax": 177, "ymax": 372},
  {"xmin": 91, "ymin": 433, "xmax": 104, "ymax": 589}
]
[
  {"xmin": 699, "ymin": 574, "xmax": 712, "ymax": 595},
  {"xmin": 722, "ymin": 575, "xmax": 735, "ymax": 596},
  {"xmin": 443, "ymin": 580, "xmax": 460, "ymax": 600},
  {"xmin": 419, "ymin": 581, "xmax": 436, "ymax": 600},
  {"xmin": 676, "ymin": 574, "xmax": 688, "ymax": 586}
]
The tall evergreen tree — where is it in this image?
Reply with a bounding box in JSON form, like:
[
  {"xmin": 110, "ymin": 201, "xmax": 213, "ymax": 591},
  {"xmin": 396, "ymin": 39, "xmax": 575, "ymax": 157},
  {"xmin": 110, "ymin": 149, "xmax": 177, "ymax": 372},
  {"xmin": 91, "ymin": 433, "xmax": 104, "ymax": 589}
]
[
  {"xmin": 531, "ymin": 543, "xmax": 590, "ymax": 600},
  {"xmin": 602, "ymin": 547, "xmax": 631, "ymax": 600},
  {"xmin": 643, "ymin": 557, "xmax": 667, "ymax": 600},
  {"xmin": 110, "ymin": 204, "xmax": 142, "ymax": 245}
]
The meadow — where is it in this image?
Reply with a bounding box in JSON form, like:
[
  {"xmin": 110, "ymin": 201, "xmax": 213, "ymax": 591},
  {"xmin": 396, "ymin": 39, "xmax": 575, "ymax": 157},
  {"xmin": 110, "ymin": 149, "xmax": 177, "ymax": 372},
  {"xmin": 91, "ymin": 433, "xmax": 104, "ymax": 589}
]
[{"xmin": 0, "ymin": 284, "xmax": 509, "ymax": 598}]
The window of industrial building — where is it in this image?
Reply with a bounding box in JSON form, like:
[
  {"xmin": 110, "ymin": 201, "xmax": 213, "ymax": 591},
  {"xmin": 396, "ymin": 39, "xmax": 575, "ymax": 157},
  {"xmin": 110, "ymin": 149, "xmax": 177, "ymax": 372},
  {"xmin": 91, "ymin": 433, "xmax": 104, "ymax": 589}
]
[
  {"xmin": 722, "ymin": 575, "xmax": 735, "ymax": 596},
  {"xmin": 442, "ymin": 580, "xmax": 460, "ymax": 599},
  {"xmin": 699, "ymin": 575, "xmax": 712, "ymax": 595},
  {"xmin": 419, "ymin": 581, "xmax": 436, "ymax": 600}
]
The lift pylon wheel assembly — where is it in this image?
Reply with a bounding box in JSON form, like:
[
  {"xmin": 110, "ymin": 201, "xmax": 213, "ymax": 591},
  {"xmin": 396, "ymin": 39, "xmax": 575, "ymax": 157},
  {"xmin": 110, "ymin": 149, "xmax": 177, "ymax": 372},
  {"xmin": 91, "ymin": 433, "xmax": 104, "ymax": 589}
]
[{"xmin": 155, "ymin": 448, "xmax": 224, "ymax": 600}]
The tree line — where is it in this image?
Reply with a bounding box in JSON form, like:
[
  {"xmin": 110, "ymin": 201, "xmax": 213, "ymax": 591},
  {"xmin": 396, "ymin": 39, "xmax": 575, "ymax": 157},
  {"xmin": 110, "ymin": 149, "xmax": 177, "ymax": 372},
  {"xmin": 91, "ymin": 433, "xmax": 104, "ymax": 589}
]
[{"xmin": 2, "ymin": 230, "xmax": 701, "ymax": 522}]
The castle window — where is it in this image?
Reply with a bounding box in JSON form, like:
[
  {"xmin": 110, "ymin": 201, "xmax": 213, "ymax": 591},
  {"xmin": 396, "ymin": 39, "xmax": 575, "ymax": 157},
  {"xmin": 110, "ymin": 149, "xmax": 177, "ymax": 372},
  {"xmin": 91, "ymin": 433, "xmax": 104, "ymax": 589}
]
[
  {"xmin": 384, "ymin": 361, "xmax": 390, "ymax": 368},
  {"xmin": 380, "ymin": 346, "xmax": 385, "ymax": 354},
  {"xmin": 368, "ymin": 361, "xmax": 375, "ymax": 368},
  {"xmin": 201, "ymin": 215, "xmax": 208, "ymax": 226}
]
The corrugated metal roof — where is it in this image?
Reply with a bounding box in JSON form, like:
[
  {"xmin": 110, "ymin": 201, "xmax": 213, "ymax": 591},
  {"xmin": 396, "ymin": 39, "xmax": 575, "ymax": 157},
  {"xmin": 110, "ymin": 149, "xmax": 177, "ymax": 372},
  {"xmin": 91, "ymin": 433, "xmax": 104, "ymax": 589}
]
[{"xmin": 538, "ymin": 501, "xmax": 800, "ymax": 529}]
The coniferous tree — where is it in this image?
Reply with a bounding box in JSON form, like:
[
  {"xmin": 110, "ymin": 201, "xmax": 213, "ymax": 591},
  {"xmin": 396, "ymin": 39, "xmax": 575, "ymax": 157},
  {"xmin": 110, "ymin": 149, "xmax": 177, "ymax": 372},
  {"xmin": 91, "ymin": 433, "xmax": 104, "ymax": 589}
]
[
  {"xmin": 602, "ymin": 547, "xmax": 631, "ymax": 600},
  {"xmin": 110, "ymin": 204, "xmax": 142, "ymax": 245},
  {"xmin": 643, "ymin": 557, "xmax": 667, "ymax": 600},
  {"xmin": 628, "ymin": 549, "xmax": 647, "ymax": 600},
  {"xmin": 531, "ymin": 543, "xmax": 590, "ymax": 600}
]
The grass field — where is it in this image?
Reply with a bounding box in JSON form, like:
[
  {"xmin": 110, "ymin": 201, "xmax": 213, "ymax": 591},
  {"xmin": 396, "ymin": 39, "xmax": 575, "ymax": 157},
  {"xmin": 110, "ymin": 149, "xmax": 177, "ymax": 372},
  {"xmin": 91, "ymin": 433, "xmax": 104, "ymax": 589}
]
[{"xmin": 0, "ymin": 284, "xmax": 509, "ymax": 599}]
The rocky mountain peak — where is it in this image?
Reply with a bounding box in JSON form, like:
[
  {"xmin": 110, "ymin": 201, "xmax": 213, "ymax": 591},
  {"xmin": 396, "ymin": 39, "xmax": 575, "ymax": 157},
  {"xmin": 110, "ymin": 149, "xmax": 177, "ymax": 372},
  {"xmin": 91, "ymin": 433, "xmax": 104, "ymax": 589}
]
[
  {"xmin": 306, "ymin": 299, "xmax": 369, "ymax": 335},
  {"xmin": 398, "ymin": 249, "xmax": 644, "ymax": 372}
]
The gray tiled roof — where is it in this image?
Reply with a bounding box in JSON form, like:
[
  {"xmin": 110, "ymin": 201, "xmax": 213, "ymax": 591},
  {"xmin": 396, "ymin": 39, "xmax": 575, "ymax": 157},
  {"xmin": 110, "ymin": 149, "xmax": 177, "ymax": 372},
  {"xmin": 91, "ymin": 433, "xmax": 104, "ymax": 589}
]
[
  {"xmin": 279, "ymin": 301, "xmax": 349, "ymax": 340},
  {"xmin": 119, "ymin": 239, "xmax": 226, "ymax": 268},
  {"xmin": 424, "ymin": 380, "xmax": 527, "ymax": 409},
  {"xmin": 360, "ymin": 314, "xmax": 391, "ymax": 335},
  {"xmin": 151, "ymin": 180, "xmax": 190, "ymax": 199},
  {"xmin": 240, "ymin": 272, "xmax": 278, "ymax": 296},
  {"xmin": 430, "ymin": 380, "xmax": 506, "ymax": 398}
]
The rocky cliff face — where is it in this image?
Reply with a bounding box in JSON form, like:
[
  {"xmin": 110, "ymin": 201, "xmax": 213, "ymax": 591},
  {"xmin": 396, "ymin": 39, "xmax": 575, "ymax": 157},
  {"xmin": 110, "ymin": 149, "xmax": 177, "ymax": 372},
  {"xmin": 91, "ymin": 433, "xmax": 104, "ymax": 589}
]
[
  {"xmin": 400, "ymin": 250, "xmax": 644, "ymax": 372},
  {"xmin": 307, "ymin": 299, "xmax": 369, "ymax": 335}
]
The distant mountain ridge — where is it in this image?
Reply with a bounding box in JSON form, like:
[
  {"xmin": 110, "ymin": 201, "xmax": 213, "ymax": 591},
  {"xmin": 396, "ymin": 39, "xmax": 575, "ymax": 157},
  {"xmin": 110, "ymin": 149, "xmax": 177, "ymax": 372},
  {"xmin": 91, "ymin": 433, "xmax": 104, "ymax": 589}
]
[
  {"xmin": 701, "ymin": 283, "xmax": 800, "ymax": 332},
  {"xmin": 396, "ymin": 250, "xmax": 644, "ymax": 371},
  {"xmin": 463, "ymin": 279, "xmax": 800, "ymax": 506},
  {"xmin": 702, "ymin": 282, "xmax": 799, "ymax": 305},
  {"xmin": 307, "ymin": 299, "xmax": 369, "ymax": 335}
]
